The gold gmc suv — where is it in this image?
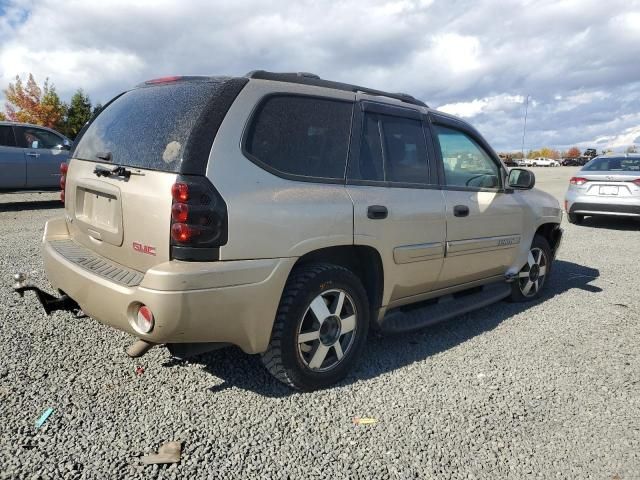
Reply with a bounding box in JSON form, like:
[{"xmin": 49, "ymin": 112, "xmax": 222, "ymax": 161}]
[{"xmin": 17, "ymin": 71, "xmax": 563, "ymax": 390}]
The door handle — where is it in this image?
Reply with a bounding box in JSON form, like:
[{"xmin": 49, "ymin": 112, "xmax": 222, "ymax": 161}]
[
  {"xmin": 453, "ymin": 205, "xmax": 469, "ymax": 217},
  {"xmin": 27, "ymin": 152, "xmax": 41, "ymax": 158},
  {"xmin": 367, "ymin": 205, "xmax": 388, "ymax": 220}
]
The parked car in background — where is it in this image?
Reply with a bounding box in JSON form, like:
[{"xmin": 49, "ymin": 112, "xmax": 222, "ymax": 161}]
[
  {"xmin": 531, "ymin": 157, "xmax": 559, "ymax": 167},
  {"xmin": 18, "ymin": 71, "xmax": 563, "ymax": 390},
  {"xmin": 0, "ymin": 122, "xmax": 71, "ymax": 190},
  {"xmin": 517, "ymin": 158, "xmax": 533, "ymax": 167},
  {"xmin": 562, "ymin": 158, "xmax": 581, "ymax": 166},
  {"xmin": 565, "ymin": 154, "xmax": 640, "ymax": 224}
]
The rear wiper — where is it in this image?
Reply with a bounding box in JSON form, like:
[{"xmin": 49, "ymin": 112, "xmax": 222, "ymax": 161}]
[
  {"xmin": 94, "ymin": 165, "xmax": 132, "ymax": 179},
  {"xmin": 96, "ymin": 151, "xmax": 112, "ymax": 162}
]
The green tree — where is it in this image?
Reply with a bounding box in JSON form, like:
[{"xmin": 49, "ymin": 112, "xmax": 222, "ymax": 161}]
[
  {"xmin": 92, "ymin": 103, "xmax": 103, "ymax": 118},
  {"xmin": 65, "ymin": 89, "xmax": 92, "ymax": 139},
  {"xmin": 4, "ymin": 74, "xmax": 66, "ymax": 129}
]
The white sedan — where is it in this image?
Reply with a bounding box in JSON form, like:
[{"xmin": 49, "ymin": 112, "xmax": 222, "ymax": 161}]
[{"xmin": 532, "ymin": 158, "xmax": 560, "ymax": 167}]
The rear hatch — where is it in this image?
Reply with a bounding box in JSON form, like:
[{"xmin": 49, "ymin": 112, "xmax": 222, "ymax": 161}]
[{"xmin": 64, "ymin": 77, "xmax": 247, "ymax": 272}]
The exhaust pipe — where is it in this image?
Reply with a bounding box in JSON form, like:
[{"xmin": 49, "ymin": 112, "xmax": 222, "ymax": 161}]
[{"xmin": 126, "ymin": 339, "xmax": 157, "ymax": 358}]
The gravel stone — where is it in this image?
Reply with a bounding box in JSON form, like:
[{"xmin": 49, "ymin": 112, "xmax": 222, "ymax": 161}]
[{"xmin": 0, "ymin": 171, "xmax": 639, "ymax": 479}]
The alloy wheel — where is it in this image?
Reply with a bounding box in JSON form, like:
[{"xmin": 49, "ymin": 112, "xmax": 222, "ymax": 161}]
[
  {"xmin": 297, "ymin": 289, "xmax": 357, "ymax": 372},
  {"xmin": 518, "ymin": 247, "xmax": 548, "ymax": 297}
]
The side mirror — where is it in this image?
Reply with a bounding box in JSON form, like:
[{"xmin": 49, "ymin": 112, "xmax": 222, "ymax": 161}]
[
  {"xmin": 62, "ymin": 139, "xmax": 72, "ymax": 151},
  {"xmin": 507, "ymin": 168, "xmax": 535, "ymax": 190}
]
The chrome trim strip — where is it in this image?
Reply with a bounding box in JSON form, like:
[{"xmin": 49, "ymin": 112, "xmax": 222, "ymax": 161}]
[
  {"xmin": 393, "ymin": 242, "xmax": 444, "ymax": 264},
  {"xmin": 446, "ymin": 234, "xmax": 520, "ymax": 256}
]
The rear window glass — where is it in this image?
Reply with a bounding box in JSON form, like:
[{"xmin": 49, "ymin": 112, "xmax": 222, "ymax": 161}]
[
  {"xmin": 381, "ymin": 115, "xmax": 429, "ymax": 184},
  {"xmin": 245, "ymin": 95, "xmax": 353, "ymax": 180},
  {"xmin": 584, "ymin": 157, "xmax": 640, "ymax": 171},
  {"xmin": 73, "ymin": 80, "xmax": 236, "ymax": 172}
]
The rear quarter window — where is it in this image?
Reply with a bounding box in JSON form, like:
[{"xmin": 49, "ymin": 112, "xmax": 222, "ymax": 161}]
[
  {"xmin": 244, "ymin": 95, "xmax": 353, "ymax": 180},
  {"xmin": 73, "ymin": 78, "xmax": 247, "ymax": 173}
]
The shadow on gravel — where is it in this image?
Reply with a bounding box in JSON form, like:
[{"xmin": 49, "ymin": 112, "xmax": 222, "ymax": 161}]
[
  {"xmin": 578, "ymin": 216, "xmax": 639, "ymax": 231},
  {"xmin": 171, "ymin": 260, "xmax": 601, "ymax": 397},
  {"xmin": 0, "ymin": 200, "xmax": 62, "ymax": 212}
]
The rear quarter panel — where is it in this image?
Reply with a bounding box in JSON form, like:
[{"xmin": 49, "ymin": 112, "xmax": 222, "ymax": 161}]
[{"xmin": 208, "ymin": 80, "xmax": 355, "ymax": 261}]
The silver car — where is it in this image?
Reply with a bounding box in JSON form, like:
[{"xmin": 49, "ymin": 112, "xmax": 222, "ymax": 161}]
[
  {"xmin": 565, "ymin": 154, "xmax": 640, "ymax": 223},
  {"xmin": 0, "ymin": 121, "xmax": 71, "ymax": 190}
]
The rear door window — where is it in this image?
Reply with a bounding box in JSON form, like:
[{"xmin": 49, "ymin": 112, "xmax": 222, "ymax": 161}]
[
  {"xmin": 380, "ymin": 115, "xmax": 429, "ymax": 184},
  {"xmin": 73, "ymin": 79, "xmax": 247, "ymax": 173},
  {"xmin": 244, "ymin": 95, "xmax": 353, "ymax": 180},
  {"xmin": 0, "ymin": 125, "xmax": 16, "ymax": 147},
  {"xmin": 349, "ymin": 111, "xmax": 430, "ymax": 185}
]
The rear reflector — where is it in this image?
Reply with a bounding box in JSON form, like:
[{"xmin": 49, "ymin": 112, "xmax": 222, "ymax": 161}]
[
  {"xmin": 134, "ymin": 305, "xmax": 154, "ymax": 334},
  {"xmin": 569, "ymin": 177, "xmax": 588, "ymax": 186}
]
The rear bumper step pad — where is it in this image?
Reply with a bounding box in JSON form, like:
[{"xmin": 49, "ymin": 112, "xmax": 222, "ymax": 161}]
[{"xmin": 48, "ymin": 239, "xmax": 144, "ymax": 287}]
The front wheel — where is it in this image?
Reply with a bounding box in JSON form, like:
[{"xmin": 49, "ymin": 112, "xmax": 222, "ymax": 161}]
[
  {"xmin": 510, "ymin": 235, "xmax": 552, "ymax": 302},
  {"xmin": 261, "ymin": 263, "xmax": 369, "ymax": 391}
]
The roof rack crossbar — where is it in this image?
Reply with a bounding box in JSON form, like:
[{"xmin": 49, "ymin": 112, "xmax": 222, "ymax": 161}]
[{"xmin": 245, "ymin": 70, "xmax": 427, "ymax": 108}]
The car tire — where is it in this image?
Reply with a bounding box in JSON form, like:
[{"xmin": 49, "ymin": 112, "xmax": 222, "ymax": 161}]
[
  {"xmin": 567, "ymin": 213, "xmax": 583, "ymax": 224},
  {"xmin": 261, "ymin": 263, "xmax": 369, "ymax": 391},
  {"xmin": 509, "ymin": 235, "xmax": 552, "ymax": 302}
]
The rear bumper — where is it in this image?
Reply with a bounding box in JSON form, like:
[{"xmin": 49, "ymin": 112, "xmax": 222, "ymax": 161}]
[
  {"xmin": 42, "ymin": 217, "xmax": 295, "ymax": 353},
  {"xmin": 565, "ymin": 191, "xmax": 640, "ymax": 217}
]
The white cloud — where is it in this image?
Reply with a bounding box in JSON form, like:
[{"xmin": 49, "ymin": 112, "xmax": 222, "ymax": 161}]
[
  {"xmin": 438, "ymin": 94, "xmax": 525, "ymax": 118},
  {"xmin": 0, "ymin": 0, "xmax": 639, "ymax": 151}
]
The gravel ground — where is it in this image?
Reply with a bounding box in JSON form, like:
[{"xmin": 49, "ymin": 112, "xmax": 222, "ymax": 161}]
[{"xmin": 1, "ymin": 169, "xmax": 639, "ymax": 479}]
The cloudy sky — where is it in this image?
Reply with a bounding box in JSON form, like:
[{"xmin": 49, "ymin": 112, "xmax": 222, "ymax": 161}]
[{"xmin": 1, "ymin": 0, "xmax": 639, "ymax": 152}]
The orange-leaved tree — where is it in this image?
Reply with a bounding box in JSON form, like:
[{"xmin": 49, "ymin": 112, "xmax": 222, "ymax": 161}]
[
  {"xmin": 566, "ymin": 146, "xmax": 581, "ymax": 158},
  {"xmin": 4, "ymin": 74, "xmax": 66, "ymax": 129}
]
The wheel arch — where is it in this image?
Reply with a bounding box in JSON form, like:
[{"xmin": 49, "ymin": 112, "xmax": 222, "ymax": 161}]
[
  {"xmin": 293, "ymin": 245, "xmax": 384, "ymax": 325},
  {"xmin": 534, "ymin": 222, "xmax": 562, "ymax": 256}
]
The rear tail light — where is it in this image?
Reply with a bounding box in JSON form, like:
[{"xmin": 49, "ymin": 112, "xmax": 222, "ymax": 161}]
[
  {"xmin": 169, "ymin": 175, "xmax": 228, "ymax": 261},
  {"xmin": 59, "ymin": 162, "xmax": 68, "ymax": 203},
  {"xmin": 632, "ymin": 178, "xmax": 640, "ymax": 187},
  {"xmin": 569, "ymin": 177, "xmax": 588, "ymax": 186},
  {"xmin": 134, "ymin": 305, "xmax": 154, "ymax": 334}
]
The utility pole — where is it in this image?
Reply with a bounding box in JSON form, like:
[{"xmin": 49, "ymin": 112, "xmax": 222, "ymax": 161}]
[{"xmin": 521, "ymin": 94, "xmax": 530, "ymax": 159}]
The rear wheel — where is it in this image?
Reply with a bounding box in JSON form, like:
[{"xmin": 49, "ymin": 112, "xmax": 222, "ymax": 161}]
[
  {"xmin": 261, "ymin": 263, "xmax": 369, "ymax": 391},
  {"xmin": 567, "ymin": 213, "xmax": 583, "ymax": 224},
  {"xmin": 510, "ymin": 235, "xmax": 552, "ymax": 302}
]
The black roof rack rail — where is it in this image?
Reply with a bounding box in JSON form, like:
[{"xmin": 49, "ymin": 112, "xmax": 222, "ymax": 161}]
[{"xmin": 245, "ymin": 70, "xmax": 428, "ymax": 108}]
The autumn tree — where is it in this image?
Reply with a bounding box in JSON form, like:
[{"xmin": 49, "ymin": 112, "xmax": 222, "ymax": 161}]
[
  {"xmin": 0, "ymin": 111, "xmax": 5, "ymax": 121},
  {"xmin": 538, "ymin": 147, "xmax": 560, "ymax": 159},
  {"xmin": 566, "ymin": 147, "xmax": 581, "ymax": 158},
  {"xmin": 65, "ymin": 89, "xmax": 92, "ymax": 139},
  {"xmin": 3, "ymin": 74, "xmax": 66, "ymax": 129}
]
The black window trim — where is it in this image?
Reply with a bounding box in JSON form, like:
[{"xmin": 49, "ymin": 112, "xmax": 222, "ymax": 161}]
[
  {"xmin": 346, "ymin": 101, "xmax": 439, "ymax": 190},
  {"xmin": 0, "ymin": 125, "xmax": 18, "ymax": 148},
  {"xmin": 427, "ymin": 112, "xmax": 508, "ymax": 193},
  {"xmin": 240, "ymin": 92, "xmax": 355, "ymax": 185}
]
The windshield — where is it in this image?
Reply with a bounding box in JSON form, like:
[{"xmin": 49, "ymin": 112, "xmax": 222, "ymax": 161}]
[
  {"xmin": 73, "ymin": 79, "xmax": 236, "ymax": 172},
  {"xmin": 583, "ymin": 157, "xmax": 640, "ymax": 172}
]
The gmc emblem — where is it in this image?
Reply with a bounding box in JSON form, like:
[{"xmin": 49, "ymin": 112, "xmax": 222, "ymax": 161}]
[{"xmin": 133, "ymin": 242, "xmax": 156, "ymax": 256}]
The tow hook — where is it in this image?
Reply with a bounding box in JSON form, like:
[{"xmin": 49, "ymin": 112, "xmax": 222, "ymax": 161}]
[{"xmin": 13, "ymin": 273, "xmax": 83, "ymax": 317}]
